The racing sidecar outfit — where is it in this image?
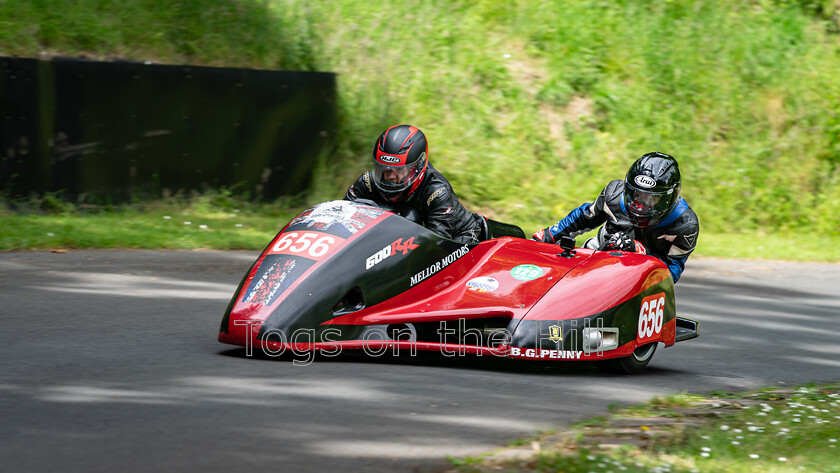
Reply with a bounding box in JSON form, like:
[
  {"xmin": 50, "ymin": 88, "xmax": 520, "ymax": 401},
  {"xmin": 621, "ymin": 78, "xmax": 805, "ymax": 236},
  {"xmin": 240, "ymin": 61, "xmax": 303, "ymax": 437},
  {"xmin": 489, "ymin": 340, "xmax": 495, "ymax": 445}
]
[
  {"xmin": 345, "ymin": 162, "xmax": 483, "ymax": 244},
  {"xmin": 535, "ymin": 180, "xmax": 700, "ymax": 282}
]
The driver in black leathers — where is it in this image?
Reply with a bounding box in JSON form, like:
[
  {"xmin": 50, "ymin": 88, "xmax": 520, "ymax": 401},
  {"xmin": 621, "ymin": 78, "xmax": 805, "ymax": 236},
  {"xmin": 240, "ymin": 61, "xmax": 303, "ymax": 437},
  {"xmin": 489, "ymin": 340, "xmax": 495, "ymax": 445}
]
[
  {"xmin": 345, "ymin": 124, "xmax": 484, "ymax": 244},
  {"xmin": 532, "ymin": 152, "xmax": 700, "ymax": 283}
]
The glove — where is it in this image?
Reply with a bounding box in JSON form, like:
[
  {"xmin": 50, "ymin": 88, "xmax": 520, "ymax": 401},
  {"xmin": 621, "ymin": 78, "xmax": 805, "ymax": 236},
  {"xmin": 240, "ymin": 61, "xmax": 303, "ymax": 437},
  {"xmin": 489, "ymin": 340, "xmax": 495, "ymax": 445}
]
[
  {"xmin": 531, "ymin": 228, "xmax": 551, "ymax": 243},
  {"xmin": 598, "ymin": 231, "xmax": 635, "ymax": 252}
]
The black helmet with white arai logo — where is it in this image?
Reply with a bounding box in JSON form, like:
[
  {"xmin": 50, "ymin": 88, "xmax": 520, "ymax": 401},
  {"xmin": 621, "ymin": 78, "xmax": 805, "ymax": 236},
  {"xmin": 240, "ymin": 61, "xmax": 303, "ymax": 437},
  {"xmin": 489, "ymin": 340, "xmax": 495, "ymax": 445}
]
[
  {"xmin": 623, "ymin": 152, "xmax": 681, "ymax": 228},
  {"xmin": 371, "ymin": 124, "xmax": 429, "ymax": 202}
]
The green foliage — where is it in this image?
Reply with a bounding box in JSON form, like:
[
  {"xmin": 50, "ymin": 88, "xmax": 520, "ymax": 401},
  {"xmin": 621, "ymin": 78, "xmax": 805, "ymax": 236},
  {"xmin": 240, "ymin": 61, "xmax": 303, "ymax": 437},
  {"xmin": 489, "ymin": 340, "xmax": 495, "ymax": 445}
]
[
  {"xmin": 0, "ymin": 190, "xmax": 303, "ymax": 250},
  {"xmin": 671, "ymin": 385, "xmax": 840, "ymax": 473},
  {"xmin": 0, "ymin": 0, "xmax": 319, "ymax": 70},
  {"xmin": 4, "ymin": 189, "xmax": 839, "ymax": 260},
  {"xmin": 296, "ymin": 0, "xmax": 840, "ymax": 237},
  {"xmin": 2, "ymin": 0, "xmax": 840, "ymax": 246},
  {"xmin": 453, "ymin": 384, "xmax": 840, "ymax": 473},
  {"xmin": 38, "ymin": 192, "xmax": 76, "ymax": 215}
]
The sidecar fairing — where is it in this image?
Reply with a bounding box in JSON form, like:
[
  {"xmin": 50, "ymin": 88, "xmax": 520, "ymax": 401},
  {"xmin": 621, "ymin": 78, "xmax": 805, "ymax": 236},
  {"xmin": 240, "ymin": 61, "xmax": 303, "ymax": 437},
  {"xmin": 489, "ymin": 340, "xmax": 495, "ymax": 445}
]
[{"xmin": 218, "ymin": 200, "xmax": 698, "ymax": 373}]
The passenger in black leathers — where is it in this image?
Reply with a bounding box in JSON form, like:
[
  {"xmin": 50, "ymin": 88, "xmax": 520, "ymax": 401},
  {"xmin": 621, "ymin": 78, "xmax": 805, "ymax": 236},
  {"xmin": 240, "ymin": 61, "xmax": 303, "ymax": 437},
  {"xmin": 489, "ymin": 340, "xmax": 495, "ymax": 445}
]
[
  {"xmin": 345, "ymin": 125, "xmax": 484, "ymax": 244},
  {"xmin": 532, "ymin": 152, "xmax": 700, "ymax": 283}
]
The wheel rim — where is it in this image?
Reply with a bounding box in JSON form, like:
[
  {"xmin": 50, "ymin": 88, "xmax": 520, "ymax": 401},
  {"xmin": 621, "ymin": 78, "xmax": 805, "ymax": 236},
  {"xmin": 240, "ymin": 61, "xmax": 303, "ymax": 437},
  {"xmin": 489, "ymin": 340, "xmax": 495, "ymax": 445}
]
[{"xmin": 631, "ymin": 343, "xmax": 656, "ymax": 363}]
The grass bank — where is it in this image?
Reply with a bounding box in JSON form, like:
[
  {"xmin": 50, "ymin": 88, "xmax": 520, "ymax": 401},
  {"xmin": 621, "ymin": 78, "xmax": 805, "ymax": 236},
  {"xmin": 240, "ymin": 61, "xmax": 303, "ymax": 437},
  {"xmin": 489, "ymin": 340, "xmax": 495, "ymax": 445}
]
[
  {"xmin": 303, "ymin": 0, "xmax": 840, "ymax": 241},
  {"xmin": 449, "ymin": 383, "xmax": 840, "ymax": 473},
  {"xmin": 3, "ymin": 193, "xmax": 840, "ymax": 262}
]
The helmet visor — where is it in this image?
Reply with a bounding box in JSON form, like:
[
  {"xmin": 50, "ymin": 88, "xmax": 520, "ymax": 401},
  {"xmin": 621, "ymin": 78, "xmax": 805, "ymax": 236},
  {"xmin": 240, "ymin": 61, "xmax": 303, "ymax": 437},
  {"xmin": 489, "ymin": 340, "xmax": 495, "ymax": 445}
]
[
  {"xmin": 624, "ymin": 184, "xmax": 675, "ymax": 223},
  {"xmin": 373, "ymin": 161, "xmax": 421, "ymax": 194}
]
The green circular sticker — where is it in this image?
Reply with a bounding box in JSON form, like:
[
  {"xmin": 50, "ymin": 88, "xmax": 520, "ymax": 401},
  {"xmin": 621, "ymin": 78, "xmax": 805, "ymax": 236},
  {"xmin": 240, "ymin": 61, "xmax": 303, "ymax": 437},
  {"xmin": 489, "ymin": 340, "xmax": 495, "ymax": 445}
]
[{"xmin": 510, "ymin": 264, "xmax": 544, "ymax": 281}]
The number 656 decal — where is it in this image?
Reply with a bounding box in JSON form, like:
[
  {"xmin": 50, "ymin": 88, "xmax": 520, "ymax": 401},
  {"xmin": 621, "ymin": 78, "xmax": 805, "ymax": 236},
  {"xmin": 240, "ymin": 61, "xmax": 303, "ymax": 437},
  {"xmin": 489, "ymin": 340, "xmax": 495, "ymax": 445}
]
[
  {"xmin": 270, "ymin": 231, "xmax": 343, "ymax": 259},
  {"xmin": 638, "ymin": 293, "xmax": 666, "ymax": 341}
]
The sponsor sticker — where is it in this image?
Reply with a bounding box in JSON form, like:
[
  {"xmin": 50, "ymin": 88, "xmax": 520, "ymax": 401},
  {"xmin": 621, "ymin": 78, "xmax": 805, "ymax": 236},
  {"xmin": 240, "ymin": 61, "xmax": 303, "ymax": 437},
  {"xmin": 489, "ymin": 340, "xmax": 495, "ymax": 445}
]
[
  {"xmin": 379, "ymin": 155, "xmax": 401, "ymax": 164},
  {"xmin": 508, "ymin": 346, "xmax": 583, "ymax": 359},
  {"xmin": 638, "ymin": 292, "xmax": 666, "ymax": 342},
  {"xmin": 410, "ymin": 245, "xmax": 470, "ymax": 286},
  {"xmin": 548, "ymin": 324, "xmax": 562, "ymax": 343},
  {"xmin": 466, "ymin": 276, "xmax": 499, "ymax": 293},
  {"xmin": 287, "ymin": 201, "xmax": 384, "ymax": 237},
  {"xmin": 510, "ymin": 264, "xmax": 544, "ymax": 281},
  {"xmin": 242, "ymin": 255, "xmax": 314, "ymax": 306},
  {"xmin": 365, "ymin": 237, "xmax": 419, "ymax": 270}
]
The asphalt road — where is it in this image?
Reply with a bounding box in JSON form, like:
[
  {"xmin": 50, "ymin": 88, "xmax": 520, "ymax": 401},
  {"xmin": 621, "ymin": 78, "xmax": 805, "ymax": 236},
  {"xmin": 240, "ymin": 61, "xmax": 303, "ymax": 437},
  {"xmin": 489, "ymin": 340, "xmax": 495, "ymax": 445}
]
[{"xmin": 1, "ymin": 250, "xmax": 838, "ymax": 473}]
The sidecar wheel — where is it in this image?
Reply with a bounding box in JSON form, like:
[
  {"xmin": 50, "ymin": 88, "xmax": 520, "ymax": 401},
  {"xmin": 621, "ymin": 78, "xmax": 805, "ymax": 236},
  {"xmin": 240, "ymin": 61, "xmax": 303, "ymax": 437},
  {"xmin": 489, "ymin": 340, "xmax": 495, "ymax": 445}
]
[{"xmin": 594, "ymin": 343, "xmax": 657, "ymax": 374}]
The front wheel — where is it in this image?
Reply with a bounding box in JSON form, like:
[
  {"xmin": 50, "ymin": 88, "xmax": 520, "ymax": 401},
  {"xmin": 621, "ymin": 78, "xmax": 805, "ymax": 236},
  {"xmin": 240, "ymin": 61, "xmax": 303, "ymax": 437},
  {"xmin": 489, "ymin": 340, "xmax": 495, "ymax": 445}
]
[{"xmin": 594, "ymin": 343, "xmax": 657, "ymax": 374}]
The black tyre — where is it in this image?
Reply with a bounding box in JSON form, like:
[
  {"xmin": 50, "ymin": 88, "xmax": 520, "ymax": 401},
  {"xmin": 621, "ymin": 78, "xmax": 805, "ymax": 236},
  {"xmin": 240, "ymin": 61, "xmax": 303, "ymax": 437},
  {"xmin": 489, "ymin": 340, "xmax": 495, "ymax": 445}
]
[{"xmin": 594, "ymin": 343, "xmax": 657, "ymax": 374}]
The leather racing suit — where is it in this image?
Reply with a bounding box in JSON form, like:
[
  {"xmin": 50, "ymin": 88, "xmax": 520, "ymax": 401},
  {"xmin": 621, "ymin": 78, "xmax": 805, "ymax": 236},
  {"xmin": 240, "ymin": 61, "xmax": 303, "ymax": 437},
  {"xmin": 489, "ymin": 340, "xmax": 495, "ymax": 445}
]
[
  {"xmin": 345, "ymin": 162, "xmax": 483, "ymax": 244},
  {"xmin": 534, "ymin": 180, "xmax": 699, "ymax": 282}
]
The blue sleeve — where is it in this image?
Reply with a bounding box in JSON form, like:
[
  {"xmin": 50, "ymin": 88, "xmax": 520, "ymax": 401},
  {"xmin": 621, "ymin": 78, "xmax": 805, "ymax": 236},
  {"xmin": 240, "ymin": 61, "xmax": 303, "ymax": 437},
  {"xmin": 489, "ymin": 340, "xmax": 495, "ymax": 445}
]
[
  {"xmin": 666, "ymin": 257, "xmax": 686, "ymax": 283},
  {"xmin": 547, "ymin": 203, "xmax": 593, "ymax": 242}
]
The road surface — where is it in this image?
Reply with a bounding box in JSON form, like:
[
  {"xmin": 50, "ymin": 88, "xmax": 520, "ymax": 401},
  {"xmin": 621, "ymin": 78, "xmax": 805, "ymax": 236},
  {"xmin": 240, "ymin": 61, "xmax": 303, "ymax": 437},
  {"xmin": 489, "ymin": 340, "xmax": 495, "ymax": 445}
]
[{"xmin": 1, "ymin": 250, "xmax": 838, "ymax": 472}]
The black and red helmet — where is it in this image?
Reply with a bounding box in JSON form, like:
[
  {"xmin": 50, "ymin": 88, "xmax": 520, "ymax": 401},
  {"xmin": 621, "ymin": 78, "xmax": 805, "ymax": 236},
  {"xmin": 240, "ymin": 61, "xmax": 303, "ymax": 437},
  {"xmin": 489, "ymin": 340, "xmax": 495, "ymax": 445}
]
[
  {"xmin": 623, "ymin": 152, "xmax": 681, "ymax": 228},
  {"xmin": 371, "ymin": 125, "xmax": 429, "ymax": 202}
]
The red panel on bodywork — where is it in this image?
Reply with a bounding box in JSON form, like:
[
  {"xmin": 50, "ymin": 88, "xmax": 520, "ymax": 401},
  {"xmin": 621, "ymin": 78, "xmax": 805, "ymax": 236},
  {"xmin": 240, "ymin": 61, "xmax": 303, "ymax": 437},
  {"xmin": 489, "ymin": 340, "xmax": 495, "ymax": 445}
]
[
  {"xmin": 523, "ymin": 251, "xmax": 671, "ymax": 321},
  {"xmin": 327, "ymin": 239, "xmax": 671, "ymax": 327},
  {"xmin": 326, "ymin": 238, "xmax": 587, "ymax": 325}
]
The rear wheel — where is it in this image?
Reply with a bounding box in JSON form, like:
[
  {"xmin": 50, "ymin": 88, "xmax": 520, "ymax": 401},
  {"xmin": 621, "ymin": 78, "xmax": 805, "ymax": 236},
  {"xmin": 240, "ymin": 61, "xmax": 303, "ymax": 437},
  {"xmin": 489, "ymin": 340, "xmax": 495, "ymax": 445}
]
[{"xmin": 594, "ymin": 343, "xmax": 657, "ymax": 374}]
